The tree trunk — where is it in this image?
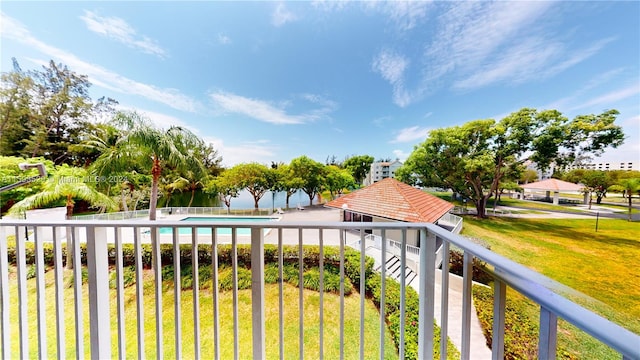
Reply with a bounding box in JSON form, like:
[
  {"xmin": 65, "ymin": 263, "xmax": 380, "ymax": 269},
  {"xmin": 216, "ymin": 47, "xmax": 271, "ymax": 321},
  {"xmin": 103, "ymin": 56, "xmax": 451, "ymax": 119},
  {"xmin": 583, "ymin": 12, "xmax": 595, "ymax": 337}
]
[
  {"xmin": 308, "ymin": 193, "xmax": 313, "ymax": 206},
  {"xmin": 149, "ymin": 157, "xmax": 161, "ymax": 221},
  {"xmin": 286, "ymin": 193, "xmax": 291, "ymax": 209},
  {"xmin": 629, "ymin": 195, "xmax": 633, "ymax": 222},
  {"xmin": 65, "ymin": 198, "xmax": 74, "ymax": 269},
  {"xmin": 121, "ymin": 189, "xmax": 129, "ymax": 212},
  {"xmin": 475, "ymin": 198, "xmax": 488, "ymax": 219},
  {"xmin": 188, "ymin": 189, "xmax": 195, "ymax": 207}
]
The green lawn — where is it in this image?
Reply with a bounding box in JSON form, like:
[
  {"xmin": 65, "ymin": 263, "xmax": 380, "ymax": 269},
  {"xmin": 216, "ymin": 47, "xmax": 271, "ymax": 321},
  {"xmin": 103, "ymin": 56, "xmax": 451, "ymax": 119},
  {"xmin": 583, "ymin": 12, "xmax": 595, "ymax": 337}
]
[
  {"xmin": 462, "ymin": 217, "xmax": 640, "ymax": 358},
  {"xmin": 4, "ymin": 268, "xmax": 398, "ymax": 359}
]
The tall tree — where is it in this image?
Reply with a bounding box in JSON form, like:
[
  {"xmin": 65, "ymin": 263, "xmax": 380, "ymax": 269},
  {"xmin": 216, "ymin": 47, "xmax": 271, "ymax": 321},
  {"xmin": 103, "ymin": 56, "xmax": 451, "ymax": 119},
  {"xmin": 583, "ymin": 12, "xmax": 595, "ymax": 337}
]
[
  {"xmin": 205, "ymin": 172, "xmax": 241, "ymax": 213},
  {"xmin": 91, "ymin": 111, "xmax": 205, "ymax": 220},
  {"xmin": 398, "ymin": 108, "xmax": 624, "ymax": 218},
  {"xmin": 612, "ymin": 178, "xmax": 640, "ymax": 221},
  {"xmin": 343, "ymin": 155, "xmax": 374, "ymax": 185},
  {"xmin": 24, "ymin": 61, "xmax": 94, "ymax": 164},
  {"xmin": 0, "ymin": 59, "xmax": 33, "ymax": 156},
  {"xmin": 275, "ymin": 164, "xmax": 304, "ymax": 209},
  {"xmin": 290, "ymin": 156, "xmax": 325, "ymax": 206},
  {"xmin": 324, "ymin": 165, "xmax": 355, "ymax": 199},
  {"xmin": 226, "ymin": 163, "xmax": 271, "ymax": 209},
  {"xmin": 564, "ymin": 170, "xmax": 613, "ymax": 206}
]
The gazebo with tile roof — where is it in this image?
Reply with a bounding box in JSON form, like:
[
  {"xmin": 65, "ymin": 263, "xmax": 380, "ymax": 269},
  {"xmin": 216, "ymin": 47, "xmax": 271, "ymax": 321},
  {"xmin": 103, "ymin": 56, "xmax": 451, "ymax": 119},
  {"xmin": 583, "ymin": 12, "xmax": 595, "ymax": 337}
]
[
  {"xmin": 520, "ymin": 178, "xmax": 586, "ymax": 205},
  {"xmin": 325, "ymin": 178, "xmax": 454, "ymax": 246}
]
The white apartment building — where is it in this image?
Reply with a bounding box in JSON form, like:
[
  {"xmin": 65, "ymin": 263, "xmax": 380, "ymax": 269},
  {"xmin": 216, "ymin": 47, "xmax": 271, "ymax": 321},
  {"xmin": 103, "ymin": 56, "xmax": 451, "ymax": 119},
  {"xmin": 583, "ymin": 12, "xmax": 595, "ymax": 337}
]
[
  {"xmin": 364, "ymin": 160, "xmax": 402, "ymax": 185},
  {"xmin": 562, "ymin": 161, "xmax": 637, "ymax": 171}
]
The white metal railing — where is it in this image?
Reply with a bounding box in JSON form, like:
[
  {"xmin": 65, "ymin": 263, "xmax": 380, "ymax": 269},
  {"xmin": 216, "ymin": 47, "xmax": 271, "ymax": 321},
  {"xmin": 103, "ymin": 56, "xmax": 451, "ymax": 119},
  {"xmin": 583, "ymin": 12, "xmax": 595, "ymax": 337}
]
[
  {"xmin": 438, "ymin": 212, "xmax": 463, "ymax": 234},
  {"xmin": 72, "ymin": 206, "xmax": 274, "ymax": 220},
  {"xmin": 0, "ymin": 219, "xmax": 638, "ymax": 360}
]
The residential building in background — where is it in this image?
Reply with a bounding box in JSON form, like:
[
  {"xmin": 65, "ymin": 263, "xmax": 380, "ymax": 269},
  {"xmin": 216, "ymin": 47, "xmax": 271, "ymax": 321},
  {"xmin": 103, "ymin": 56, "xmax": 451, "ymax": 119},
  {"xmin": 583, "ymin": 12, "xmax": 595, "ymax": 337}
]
[
  {"xmin": 561, "ymin": 161, "xmax": 637, "ymax": 172},
  {"xmin": 364, "ymin": 159, "xmax": 402, "ymax": 185}
]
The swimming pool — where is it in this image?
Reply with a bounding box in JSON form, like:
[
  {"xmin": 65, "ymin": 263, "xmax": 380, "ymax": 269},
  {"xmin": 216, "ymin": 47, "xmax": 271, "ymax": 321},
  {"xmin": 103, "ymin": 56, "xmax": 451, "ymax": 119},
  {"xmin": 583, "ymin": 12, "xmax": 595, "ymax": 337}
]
[{"xmin": 158, "ymin": 216, "xmax": 279, "ymax": 235}]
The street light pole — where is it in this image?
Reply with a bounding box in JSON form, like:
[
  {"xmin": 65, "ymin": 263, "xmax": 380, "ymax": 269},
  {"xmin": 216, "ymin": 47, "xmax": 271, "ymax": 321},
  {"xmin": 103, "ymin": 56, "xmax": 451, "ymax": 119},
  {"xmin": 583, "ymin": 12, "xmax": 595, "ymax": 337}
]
[{"xmin": 0, "ymin": 163, "xmax": 48, "ymax": 220}]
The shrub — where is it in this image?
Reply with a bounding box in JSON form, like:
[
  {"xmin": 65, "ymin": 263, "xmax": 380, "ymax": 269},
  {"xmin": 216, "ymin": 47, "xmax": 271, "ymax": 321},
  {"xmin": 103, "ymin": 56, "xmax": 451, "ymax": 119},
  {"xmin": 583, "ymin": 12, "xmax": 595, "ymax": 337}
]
[
  {"xmin": 447, "ymin": 249, "xmax": 493, "ymax": 285},
  {"xmin": 472, "ymin": 285, "xmax": 575, "ymax": 359},
  {"xmin": 109, "ymin": 266, "xmax": 137, "ymax": 289}
]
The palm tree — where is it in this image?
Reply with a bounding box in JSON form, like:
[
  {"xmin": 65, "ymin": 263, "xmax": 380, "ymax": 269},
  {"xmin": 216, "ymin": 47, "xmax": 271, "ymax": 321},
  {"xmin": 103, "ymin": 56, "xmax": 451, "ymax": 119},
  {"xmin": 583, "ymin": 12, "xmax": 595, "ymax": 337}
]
[
  {"xmin": 8, "ymin": 165, "xmax": 117, "ymax": 268},
  {"xmin": 91, "ymin": 111, "xmax": 205, "ymax": 220},
  {"xmin": 618, "ymin": 178, "xmax": 640, "ymax": 221}
]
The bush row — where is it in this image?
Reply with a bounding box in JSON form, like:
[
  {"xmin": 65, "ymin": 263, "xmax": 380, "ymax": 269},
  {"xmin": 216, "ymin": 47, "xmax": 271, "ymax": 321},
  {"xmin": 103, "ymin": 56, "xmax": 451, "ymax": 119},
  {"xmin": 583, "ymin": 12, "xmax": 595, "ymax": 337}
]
[
  {"xmin": 447, "ymin": 249, "xmax": 494, "ymax": 285},
  {"xmin": 473, "ymin": 285, "xmax": 574, "ymax": 360}
]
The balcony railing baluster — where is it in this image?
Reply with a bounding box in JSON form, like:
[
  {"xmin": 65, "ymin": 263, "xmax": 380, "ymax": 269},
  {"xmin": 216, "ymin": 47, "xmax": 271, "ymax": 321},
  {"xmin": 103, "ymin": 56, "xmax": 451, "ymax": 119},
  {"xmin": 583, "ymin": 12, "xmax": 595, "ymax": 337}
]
[
  {"xmin": 114, "ymin": 227, "xmax": 126, "ymax": 360},
  {"xmin": 133, "ymin": 226, "xmax": 145, "ymax": 359},
  {"xmin": 52, "ymin": 227, "xmax": 65, "ymax": 359},
  {"xmin": 461, "ymin": 251, "xmax": 473, "ymax": 360},
  {"xmin": 16, "ymin": 225, "xmax": 28, "ymax": 358},
  {"xmin": 491, "ymin": 278, "xmax": 506, "ymax": 360},
  {"xmin": 172, "ymin": 227, "xmax": 182, "ymax": 359},
  {"xmin": 34, "ymin": 227, "xmax": 47, "ymax": 358},
  {"xmin": 192, "ymin": 227, "xmax": 201, "ymax": 360},
  {"xmin": 440, "ymin": 240, "xmax": 450, "ymax": 360}
]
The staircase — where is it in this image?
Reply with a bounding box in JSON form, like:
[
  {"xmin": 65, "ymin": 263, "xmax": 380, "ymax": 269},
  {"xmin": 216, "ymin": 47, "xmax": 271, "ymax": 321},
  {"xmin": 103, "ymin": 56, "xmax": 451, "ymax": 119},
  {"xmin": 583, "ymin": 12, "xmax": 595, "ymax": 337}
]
[{"xmin": 376, "ymin": 255, "xmax": 418, "ymax": 287}]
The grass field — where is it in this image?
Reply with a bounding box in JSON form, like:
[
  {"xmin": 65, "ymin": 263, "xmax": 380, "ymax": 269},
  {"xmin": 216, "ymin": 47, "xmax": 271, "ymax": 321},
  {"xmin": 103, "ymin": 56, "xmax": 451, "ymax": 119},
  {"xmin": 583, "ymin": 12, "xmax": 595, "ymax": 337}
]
[
  {"xmin": 462, "ymin": 216, "xmax": 640, "ymax": 358},
  {"xmin": 3, "ymin": 268, "xmax": 398, "ymax": 359}
]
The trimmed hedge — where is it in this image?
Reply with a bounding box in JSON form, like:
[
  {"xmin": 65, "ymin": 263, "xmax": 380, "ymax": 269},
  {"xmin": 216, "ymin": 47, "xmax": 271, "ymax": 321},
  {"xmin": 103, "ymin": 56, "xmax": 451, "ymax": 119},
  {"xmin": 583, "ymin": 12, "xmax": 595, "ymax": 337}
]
[
  {"xmin": 447, "ymin": 249, "xmax": 493, "ymax": 285},
  {"xmin": 473, "ymin": 285, "xmax": 575, "ymax": 360}
]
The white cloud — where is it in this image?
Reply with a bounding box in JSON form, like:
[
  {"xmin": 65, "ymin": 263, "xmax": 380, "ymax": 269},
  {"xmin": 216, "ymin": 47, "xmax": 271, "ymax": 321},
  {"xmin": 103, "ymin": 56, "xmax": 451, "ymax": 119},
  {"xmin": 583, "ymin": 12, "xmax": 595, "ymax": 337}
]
[
  {"xmin": 568, "ymin": 84, "xmax": 640, "ymax": 112},
  {"xmin": 211, "ymin": 138, "xmax": 278, "ymax": 167},
  {"xmin": 365, "ymin": 1, "xmax": 431, "ymax": 31},
  {"xmin": 210, "ymin": 91, "xmax": 336, "ymax": 125},
  {"xmin": 272, "ymin": 3, "xmax": 297, "ymax": 27},
  {"xmin": 430, "ymin": 2, "xmax": 613, "ymax": 92},
  {"xmin": 218, "ymin": 33, "xmax": 232, "ymax": 45},
  {"xmin": 80, "ymin": 10, "xmax": 166, "ymax": 58},
  {"xmin": 392, "ymin": 149, "xmax": 411, "ymax": 162},
  {"xmin": 372, "ymin": 49, "xmax": 413, "ymax": 107},
  {"xmin": 390, "ymin": 126, "xmax": 431, "ymax": 143},
  {"xmin": 1, "ymin": 13, "xmax": 198, "ymax": 113}
]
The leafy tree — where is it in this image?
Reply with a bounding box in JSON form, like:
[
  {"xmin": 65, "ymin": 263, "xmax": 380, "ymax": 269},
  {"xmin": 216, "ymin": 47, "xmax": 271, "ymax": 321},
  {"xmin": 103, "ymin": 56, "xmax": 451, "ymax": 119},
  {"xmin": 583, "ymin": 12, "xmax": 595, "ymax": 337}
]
[
  {"xmin": 91, "ymin": 111, "xmax": 205, "ymax": 220},
  {"xmin": 610, "ymin": 178, "xmax": 640, "ymax": 221},
  {"xmin": 564, "ymin": 170, "xmax": 613, "ymax": 207},
  {"xmin": 0, "ymin": 59, "xmax": 118, "ymax": 165},
  {"xmin": 519, "ymin": 169, "xmax": 538, "ymax": 184},
  {"xmin": 343, "ymin": 155, "xmax": 374, "ymax": 185},
  {"xmin": 0, "ymin": 59, "xmax": 33, "ymax": 156},
  {"xmin": 398, "ymin": 108, "xmax": 624, "ymax": 218},
  {"xmin": 8, "ymin": 165, "xmax": 117, "ymax": 269},
  {"xmin": 274, "ymin": 164, "xmax": 304, "ymax": 209},
  {"xmin": 290, "ymin": 156, "xmax": 326, "ymax": 206},
  {"xmin": 205, "ymin": 172, "xmax": 241, "ymax": 213},
  {"xmin": 324, "ymin": 165, "xmax": 355, "ymax": 199},
  {"xmin": 23, "ymin": 61, "xmax": 94, "ymax": 164},
  {"xmin": 226, "ymin": 163, "xmax": 271, "ymax": 210}
]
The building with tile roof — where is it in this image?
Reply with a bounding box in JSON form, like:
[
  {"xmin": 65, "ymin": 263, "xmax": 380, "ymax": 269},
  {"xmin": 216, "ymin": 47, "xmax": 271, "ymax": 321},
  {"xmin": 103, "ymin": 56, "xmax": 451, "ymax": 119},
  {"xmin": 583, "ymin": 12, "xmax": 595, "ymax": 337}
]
[
  {"xmin": 325, "ymin": 178, "xmax": 455, "ymax": 246},
  {"xmin": 520, "ymin": 178, "xmax": 587, "ymax": 205}
]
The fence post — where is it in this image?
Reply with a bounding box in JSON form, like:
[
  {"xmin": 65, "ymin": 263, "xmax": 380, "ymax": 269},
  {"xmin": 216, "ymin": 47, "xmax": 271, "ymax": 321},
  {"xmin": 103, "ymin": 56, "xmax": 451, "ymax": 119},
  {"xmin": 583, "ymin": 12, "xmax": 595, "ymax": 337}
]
[
  {"xmin": 86, "ymin": 226, "xmax": 111, "ymax": 359},
  {"xmin": 418, "ymin": 228, "xmax": 436, "ymax": 360},
  {"xmin": 251, "ymin": 227, "xmax": 265, "ymax": 359}
]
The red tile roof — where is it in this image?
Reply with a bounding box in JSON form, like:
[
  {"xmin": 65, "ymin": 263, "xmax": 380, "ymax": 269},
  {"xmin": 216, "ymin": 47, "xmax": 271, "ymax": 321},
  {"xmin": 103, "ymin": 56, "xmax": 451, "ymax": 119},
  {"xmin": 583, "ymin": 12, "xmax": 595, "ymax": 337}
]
[
  {"xmin": 325, "ymin": 178, "xmax": 454, "ymax": 223},
  {"xmin": 521, "ymin": 178, "xmax": 583, "ymax": 192}
]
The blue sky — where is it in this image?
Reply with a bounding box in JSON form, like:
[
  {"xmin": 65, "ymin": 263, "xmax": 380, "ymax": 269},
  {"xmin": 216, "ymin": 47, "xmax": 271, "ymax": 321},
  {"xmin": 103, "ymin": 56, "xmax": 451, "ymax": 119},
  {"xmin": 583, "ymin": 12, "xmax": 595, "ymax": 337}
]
[{"xmin": 1, "ymin": 1, "xmax": 639, "ymax": 167}]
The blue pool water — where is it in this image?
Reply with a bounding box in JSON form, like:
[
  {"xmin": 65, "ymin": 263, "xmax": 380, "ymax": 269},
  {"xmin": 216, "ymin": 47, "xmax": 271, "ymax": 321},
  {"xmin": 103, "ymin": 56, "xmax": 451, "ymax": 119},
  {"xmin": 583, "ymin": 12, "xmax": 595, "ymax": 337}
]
[{"xmin": 158, "ymin": 216, "xmax": 278, "ymax": 235}]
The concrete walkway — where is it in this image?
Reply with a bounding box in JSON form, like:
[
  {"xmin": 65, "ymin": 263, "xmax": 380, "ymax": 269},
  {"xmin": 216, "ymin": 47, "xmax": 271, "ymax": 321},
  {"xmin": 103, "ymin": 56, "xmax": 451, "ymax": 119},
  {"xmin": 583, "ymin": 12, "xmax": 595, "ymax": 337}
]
[{"xmin": 272, "ymin": 206, "xmax": 493, "ymax": 359}]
